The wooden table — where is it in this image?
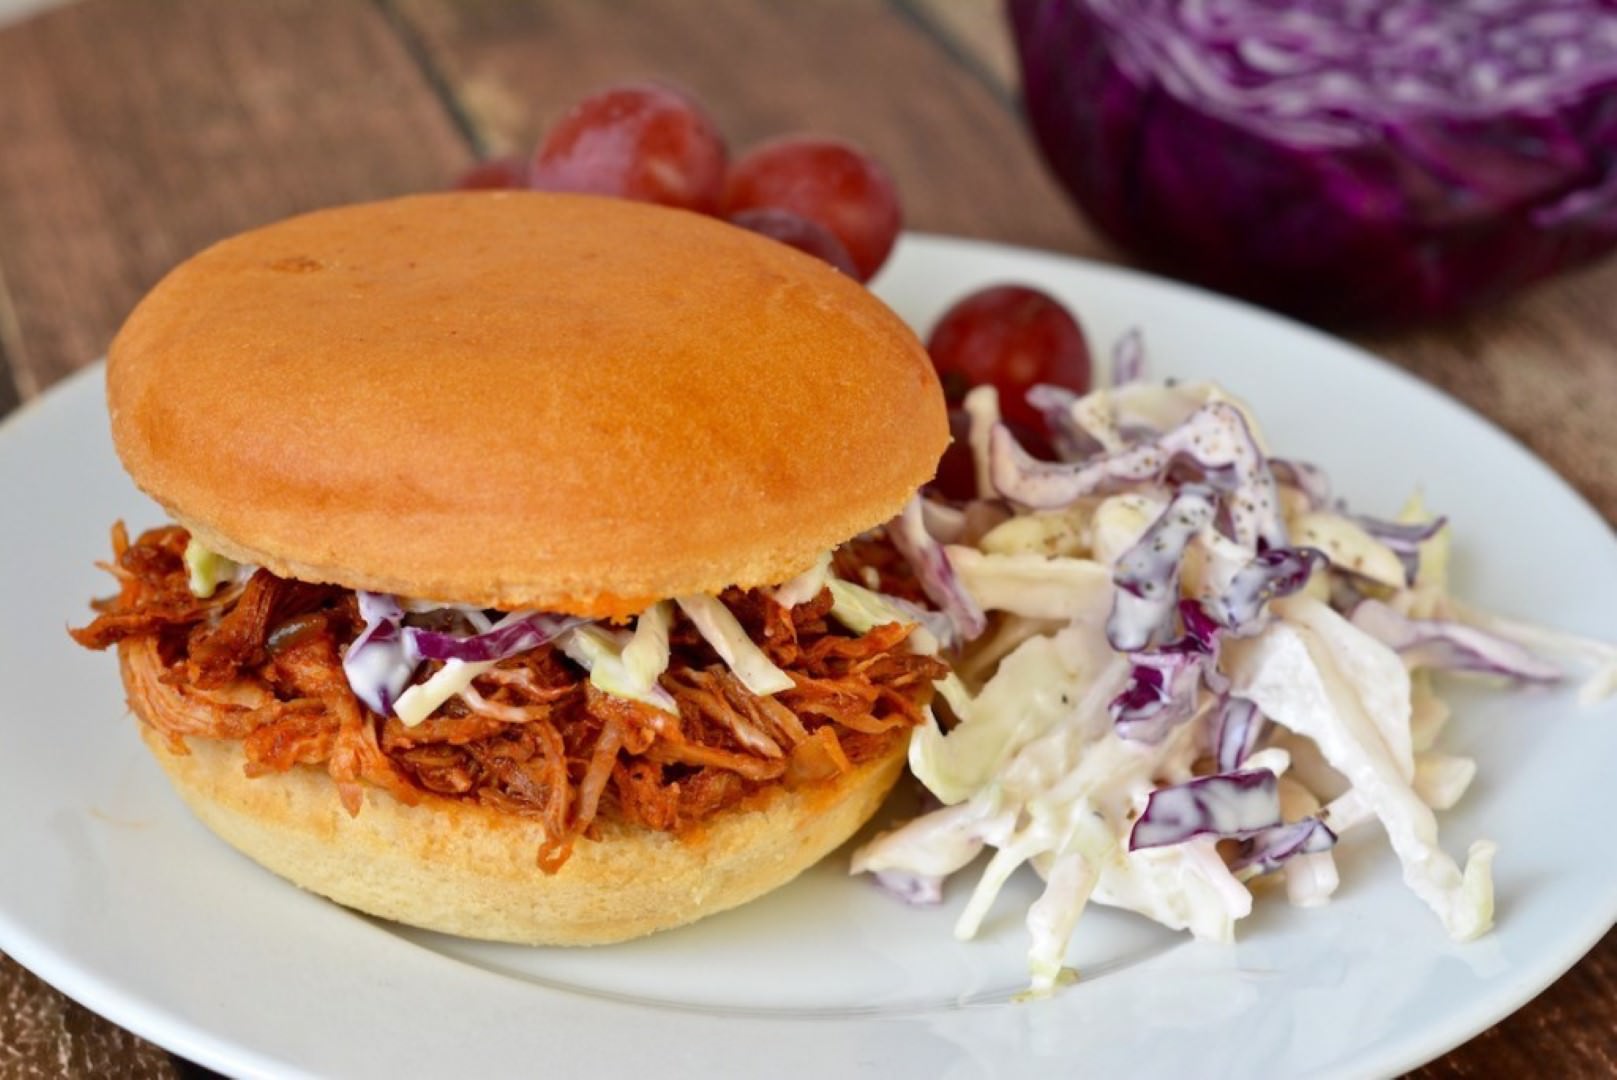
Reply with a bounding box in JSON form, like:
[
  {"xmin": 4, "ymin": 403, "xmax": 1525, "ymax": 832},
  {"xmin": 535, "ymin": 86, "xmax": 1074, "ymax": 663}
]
[{"xmin": 1, "ymin": 1, "xmax": 1613, "ymax": 1075}]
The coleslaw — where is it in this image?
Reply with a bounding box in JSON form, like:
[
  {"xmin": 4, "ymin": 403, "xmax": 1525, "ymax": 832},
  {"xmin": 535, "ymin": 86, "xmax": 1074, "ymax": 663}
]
[{"xmin": 848, "ymin": 332, "xmax": 1617, "ymax": 996}]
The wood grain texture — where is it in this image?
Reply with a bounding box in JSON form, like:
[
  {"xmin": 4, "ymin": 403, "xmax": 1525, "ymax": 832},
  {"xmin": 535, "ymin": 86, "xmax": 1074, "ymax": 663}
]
[
  {"xmin": 0, "ymin": 0, "xmax": 471, "ymax": 1073},
  {"xmin": 1361, "ymin": 261, "xmax": 1617, "ymax": 525},
  {"xmin": 901, "ymin": 0, "xmax": 1020, "ymax": 93},
  {"xmin": 389, "ymin": 0, "xmax": 1103, "ymax": 256},
  {"xmin": 0, "ymin": 0, "xmax": 472, "ymax": 398},
  {"xmin": 0, "ymin": 954, "xmax": 177, "ymax": 1079},
  {"xmin": 1411, "ymin": 928, "xmax": 1617, "ymax": 1078}
]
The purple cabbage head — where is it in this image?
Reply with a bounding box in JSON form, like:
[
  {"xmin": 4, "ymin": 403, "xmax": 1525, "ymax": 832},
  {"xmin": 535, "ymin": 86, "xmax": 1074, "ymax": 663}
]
[{"xmin": 1010, "ymin": 0, "xmax": 1617, "ymax": 325}]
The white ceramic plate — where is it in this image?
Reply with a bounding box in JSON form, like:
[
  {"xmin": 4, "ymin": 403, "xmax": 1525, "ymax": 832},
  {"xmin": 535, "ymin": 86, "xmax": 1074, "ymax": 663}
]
[{"xmin": 2, "ymin": 235, "xmax": 1614, "ymax": 1079}]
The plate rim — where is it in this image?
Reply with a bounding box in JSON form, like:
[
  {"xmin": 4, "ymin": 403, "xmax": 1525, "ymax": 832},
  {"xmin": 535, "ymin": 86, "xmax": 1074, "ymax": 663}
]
[{"xmin": 2, "ymin": 232, "xmax": 1614, "ymax": 1080}]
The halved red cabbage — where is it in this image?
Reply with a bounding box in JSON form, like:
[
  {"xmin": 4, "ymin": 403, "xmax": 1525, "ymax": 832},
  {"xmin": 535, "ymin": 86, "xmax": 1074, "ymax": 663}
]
[
  {"xmin": 1010, "ymin": 0, "xmax": 1617, "ymax": 325},
  {"xmin": 1351, "ymin": 599, "xmax": 1563, "ymax": 682},
  {"xmin": 1129, "ymin": 769, "xmax": 1282, "ymax": 850}
]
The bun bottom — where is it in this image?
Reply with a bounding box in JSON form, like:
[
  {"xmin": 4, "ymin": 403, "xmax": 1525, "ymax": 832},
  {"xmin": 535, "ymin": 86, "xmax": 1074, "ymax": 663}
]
[{"xmin": 133, "ymin": 716, "xmax": 907, "ymax": 946}]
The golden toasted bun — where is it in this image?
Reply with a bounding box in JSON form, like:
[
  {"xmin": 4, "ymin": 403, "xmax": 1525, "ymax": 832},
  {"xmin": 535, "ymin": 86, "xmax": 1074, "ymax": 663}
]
[
  {"xmin": 107, "ymin": 192, "xmax": 946, "ymax": 617},
  {"xmin": 129, "ymin": 692, "xmax": 908, "ymax": 945}
]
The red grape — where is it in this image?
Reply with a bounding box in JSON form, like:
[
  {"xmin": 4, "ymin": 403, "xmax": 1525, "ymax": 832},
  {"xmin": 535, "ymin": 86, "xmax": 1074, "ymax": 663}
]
[
  {"xmin": 925, "ymin": 285, "xmax": 1091, "ymax": 434},
  {"xmin": 720, "ymin": 136, "xmax": 901, "ymax": 282},
  {"xmin": 530, "ymin": 82, "xmax": 727, "ymax": 212},
  {"xmin": 453, "ymin": 155, "xmax": 529, "ymax": 191},
  {"xmin": 930, "ymin": 409, "xmax": 979, "ymax": 501},
  {"xmin": 726, "ymin": 208, "xmax": 857, "ymax": 276}
]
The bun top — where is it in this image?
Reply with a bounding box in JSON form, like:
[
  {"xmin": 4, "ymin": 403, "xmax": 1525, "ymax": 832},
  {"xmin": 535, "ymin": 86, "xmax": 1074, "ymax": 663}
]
[{"xmin": 107, "ymin": 192, "xmax": 947, "ymax": 617}]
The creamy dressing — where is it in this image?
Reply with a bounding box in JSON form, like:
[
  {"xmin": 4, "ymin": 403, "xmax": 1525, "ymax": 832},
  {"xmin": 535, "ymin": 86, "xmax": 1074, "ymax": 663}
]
[
  {"xmin": 1107, "ymin": 486, "xmax": 1217, "ymax": 650},
  {"xmin": 772, "ymin": 552, "xmax": 832, "ymax": 609},
  {"xmin": 675, "ymin": 595, "xmax": 795, "ymax": 696},
  {"xmin": 182, "ymin": 538, "xmax": 241, "ymax": 598},
  {"xmin": 1290, "ymin": 512, "xmax": 1407, "ymax": 588},
  {"xmin": 562, "ymin": 623, "xmax": 679, "ymax": 715},
  {"xmin": 944, "ymin": 547, "xmax": 1114, "ymax": 624},
  {"xmin": 395, "ymin": 657, "xmax": 496, "ymax": 726},
  {"xmin": 962, "ymin": 384, "xmax": 1002, "ymax": 499},
  {"xmin": 846, "ymin": 375, "xmax": 1584, "ymax": 993},
  {"xmin": 1226, "ymin": 618, "xmax": 1495, "ymax": 939}
]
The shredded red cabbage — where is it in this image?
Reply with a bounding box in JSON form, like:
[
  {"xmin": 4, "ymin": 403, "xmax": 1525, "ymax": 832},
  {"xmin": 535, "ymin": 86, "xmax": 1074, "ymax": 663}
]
[
  {"xmin": 1269, "ymin": 458, "xmax": 1332, "ymax": 510},
  {"xmin": 342, "ymin": 591, "xmax": 416, "ymax": 716},
  {"xmin": 1350, "ymin": 599, "xmax": 1563, "ymax": 682},
  {"xmin": 872, "ymin": 868, "xmax": 945, "ymax": 907},
  {"xmin": 919, "ymin": 497, "xmax": 1013, "ymax": 547},
  {"xmin": 992, "ymin": 402, "xmax": 1286, "ymax": 550},
  {"xmin": 1111, "ymin": 649, "xmax": 1207, "ymax": 743},
  {"xmin": 1129, "ymin": 769, "xmax": 1282, "ymax": 850},
  {"xmin": 1211, "ymin": 695, "xmax": 1264, "ymax": 773},
  {"xmin": 1350, "ymin": 514, "xmax": 1448, "ymax": 549},
  {"xmin": 1207, "ymin": 547, "xmax": 1328, "ymax": 631},
  {"xmin": 1108, "ymin": 485, "xmax": 1218, "ymax": 651},
  {"xmin": 890, "ymin": 497, "xmax": 987, "ymax": 643},
  {"xmin": 1352, "ymin": 513, "xmax": 1449, "ymax": 585},
  {"xmin": 1024, "ymin": 384, "xmax": 1097, "ymax": 463},
  {"xmin": 990, "ymin": 420, "xmax": 1164, "ymax": 508},
  {"xmin": 1111, "ymin": 600, "xmax": 1223, "ymax": 742},
  {"xmin": 1011, "ymin": 0, "xmax": 1617, "ymax": 325},
  {"xmin": 1230, "ymin": 817, "xmax": 1338, "ymax": 875},
  {"xmin": 404, "ymin": 612, "xmax": 585, "ymax": 664}
]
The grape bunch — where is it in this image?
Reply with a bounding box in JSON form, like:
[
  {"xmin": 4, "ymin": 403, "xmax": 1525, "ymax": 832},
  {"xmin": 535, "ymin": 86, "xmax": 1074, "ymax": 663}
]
[{"xmin": 453, "ymin": 81, "xmax": 899, "ymax": 284}]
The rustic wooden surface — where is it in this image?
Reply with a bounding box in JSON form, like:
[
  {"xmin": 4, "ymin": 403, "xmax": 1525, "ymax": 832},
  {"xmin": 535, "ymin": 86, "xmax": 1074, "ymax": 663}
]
[{"xmin": 0, "ymin": 0, "xmax": 1612, "ymax": 1076}]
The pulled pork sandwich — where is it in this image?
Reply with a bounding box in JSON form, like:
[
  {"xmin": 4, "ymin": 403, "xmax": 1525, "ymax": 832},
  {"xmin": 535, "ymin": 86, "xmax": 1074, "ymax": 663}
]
[{"xmin": 72, "ymin": 192, "xmax": 951, "ymax": 944}]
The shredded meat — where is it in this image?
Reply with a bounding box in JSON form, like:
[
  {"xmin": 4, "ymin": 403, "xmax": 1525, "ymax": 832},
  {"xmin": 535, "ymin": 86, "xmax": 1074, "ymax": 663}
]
[{"xmin": 78, "ymin": 524, "xmax": 945, "ymax": 872}]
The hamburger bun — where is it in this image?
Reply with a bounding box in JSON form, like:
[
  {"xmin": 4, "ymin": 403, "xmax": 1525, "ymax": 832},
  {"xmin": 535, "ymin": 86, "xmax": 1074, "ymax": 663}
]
[
  {"xmin": 131, "ymin": 687, "xmax": 908, "ymax": 945},
  {"xmin": 106, "ymin": 192, "xmax": 947, "ymax": 618},
  {"xmin": 92, "ymin": 193, "xmax": 949, "ymax": 945}
]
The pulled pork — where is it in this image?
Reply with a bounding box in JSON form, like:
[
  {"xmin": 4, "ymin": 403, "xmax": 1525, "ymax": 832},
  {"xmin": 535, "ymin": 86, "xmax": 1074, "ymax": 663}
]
[{"xmin": 73, "ymin": 524, "xmax": 946, "ymax": 872}]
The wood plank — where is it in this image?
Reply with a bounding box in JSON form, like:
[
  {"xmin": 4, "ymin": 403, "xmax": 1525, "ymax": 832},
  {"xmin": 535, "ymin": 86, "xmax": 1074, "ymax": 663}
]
[
  {"xmin": 0, "ymin": 0, "xmax": 473, "ymax": 1071},
  {"xmin": 0, "ymin": 0, "xmax": 474, "ymax": 398},
  {"xmin": 390, "ymin": 0, "xmax": 1106, "ymax": 258},
  {"xmin": 1413, "ymin": 930, "xmax": 1617, "ymax": 1077},
  {"xmin": 0, "ymin": 952, "xmax": 177, "ymax": 1079},
  {"xmin": 900, "ymin": 0, "xmax": 1020, "ymax": 95},
  {"xmin": 1363, "ymin": 260, "xmax": 1617, "ymax": 523}
]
